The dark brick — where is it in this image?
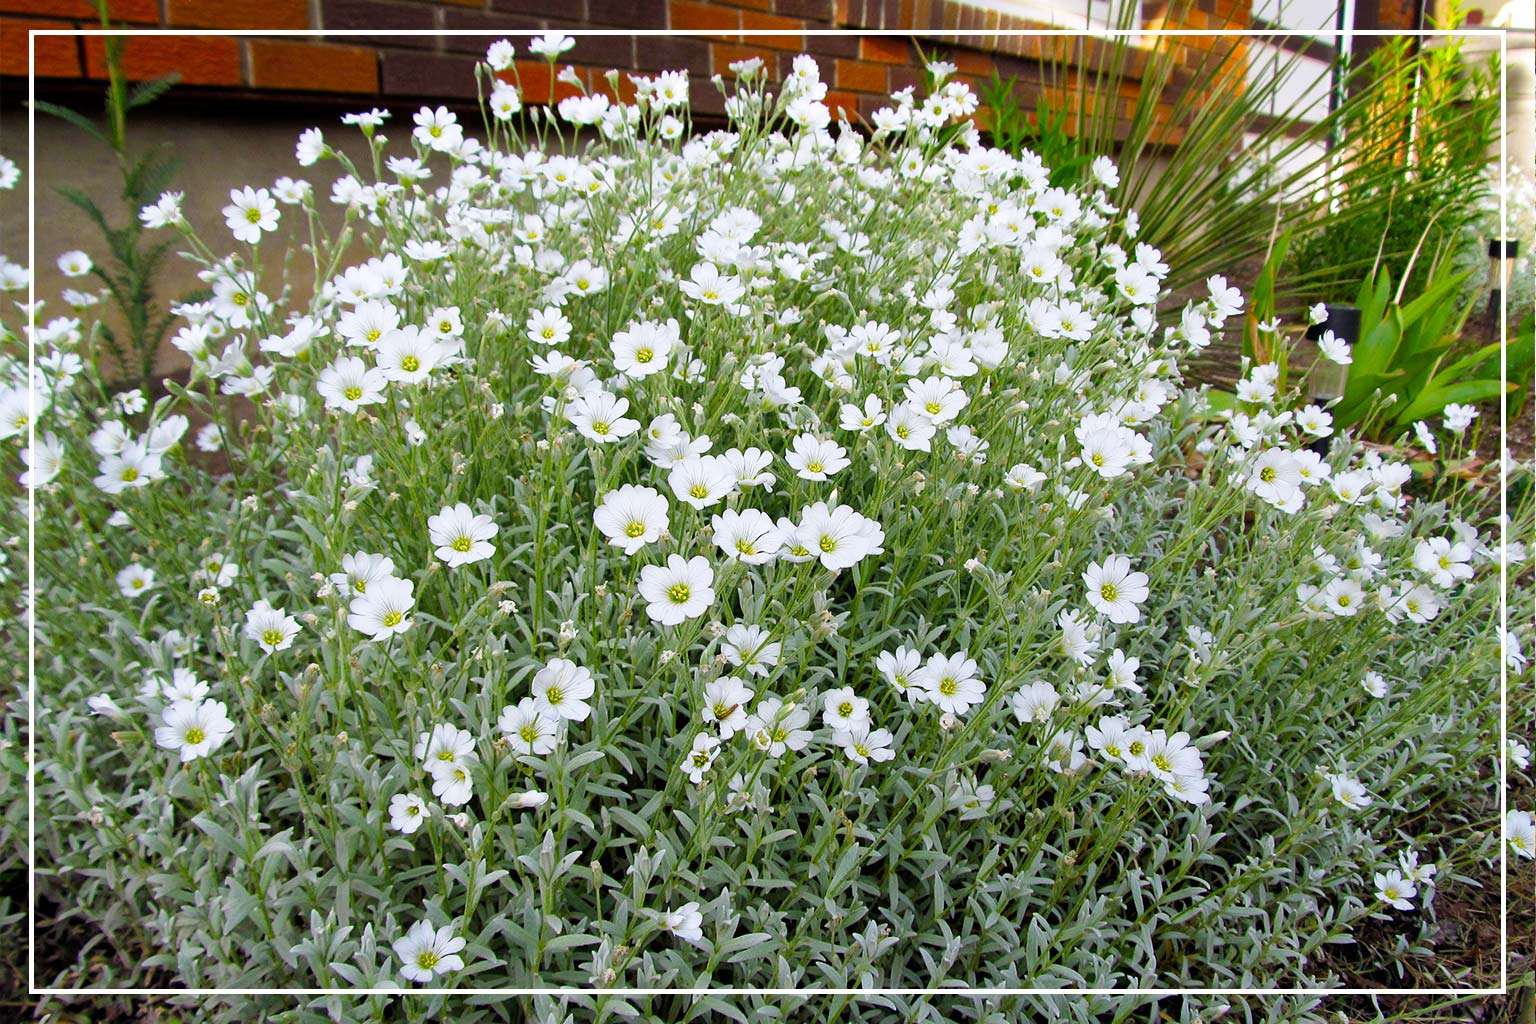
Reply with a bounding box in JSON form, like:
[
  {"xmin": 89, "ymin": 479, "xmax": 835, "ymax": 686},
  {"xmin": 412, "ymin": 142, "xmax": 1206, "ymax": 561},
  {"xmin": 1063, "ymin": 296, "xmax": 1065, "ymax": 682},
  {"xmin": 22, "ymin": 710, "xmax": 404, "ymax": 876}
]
[
  {"xmin": 322, "ymin": 0, "xmax": 436, "ymax": 49},
  {"xmin": 379, "ymin": 49, "xmax": 481, "ymax": 99},
  {"xmin": 487, "ymin": 0, "xmax": 553, "ymax": 14},
  {"xmin": 632, "ymin": 34, "xmax": 709, "ymax": 71},
  {"xmin": 689, "ymin": 72, "xmax": 727, "ymax": 115},
  {"xmin": 803, "ymin": 24, "xmax": 858, "ymax": 57},
  {"xmin": 776, "ymin": 0, "xmax": 833, "ymax": 18},
  {"xmin": 588, "ymin": 0, "xmax": 668, "ymax": 28},
  {"xmin": 539, "ymin": 22, "xmax": 638, "ymax": 68},
  {"xmin": 886, "ymin": 64, "xmax": 921, "ymax": 93},
  {"xmin": 440, "ymin": 9, "xmax": 542, "ymax": 52}
]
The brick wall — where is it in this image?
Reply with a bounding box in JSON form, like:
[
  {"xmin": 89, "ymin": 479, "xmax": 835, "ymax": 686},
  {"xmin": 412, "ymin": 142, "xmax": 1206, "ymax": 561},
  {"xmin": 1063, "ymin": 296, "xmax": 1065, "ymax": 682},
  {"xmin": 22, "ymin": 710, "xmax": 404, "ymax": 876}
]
[{"xmin": 0, "ymin": 0, "xmax": 1270, "ymax": 132}]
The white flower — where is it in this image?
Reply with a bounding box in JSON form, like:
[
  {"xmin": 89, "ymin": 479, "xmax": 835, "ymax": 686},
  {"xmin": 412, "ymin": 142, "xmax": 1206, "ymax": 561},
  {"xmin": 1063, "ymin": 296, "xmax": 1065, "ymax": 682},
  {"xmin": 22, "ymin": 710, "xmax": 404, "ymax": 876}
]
[
  {"xmin": 389, "ymin": 793, "xmax": 429, "ymax": 834},
  {"xmin": 821, "ymin": 686, "xmax": 871, "ymax": 731},
  {"xmin": 532, "ymin": 658, "xmax": 595, "ymax": 722},
  {"xmin": 567, "ymin": 391, "xmax": 641, "ymax": 443},
  {"xmin": 904, "ymin": 375, "xmax": 968, "ymax": 424},
  {"xmin": 611, "ymin": 319, "xmax": 679, "ymax": 378},
  {"xmin": 416, "ymin": 722, "xmax": 475, "ymax": 768},
  {"xmin": 638, "ymin": 554, "xmax": 716, "ymax": 626},
  {"xmin": 428, "ymin": 503, "xmax": 498, "ymax": 567},
  {"xmin": 1325, "ymin": 771, "xmax": 1372, "ymax": 810},
  {"xmin": 393, "ymin": 920, "xmax": 466, "ymax": 983},
  {"xmin": 244, "ymin": 599, "xmax": 300, "ymax": 654},
  {"xmin": 56, "ymin": 250, "xmax": 92, "ymax": 277},
  {"xmin": 528, "ymin": 32, "xmax": 575, "ymax": 58},
  {"xmin": 834, "ymin": 720, "xmax": 895, "ymax": 765},
  {"xmin": 526, "ymin": 305, "xmax": 572, "ymax": 346},
  {"xmin": 1011, "ymin": 680, "xmax": 1061, "ymax": 723},
  {"xmin": 792, "ymin": 502, "xmax": 885, "ymax": 573},
  {"xmin": 669, "ymin": 455, "xmax": 736, "ymax": 509},
  {"xmin": 1316, "ymin": 330, "xmax": 1353, "ymax": 365},
  {"xmin": 498, "ymin": 698, "xmax": 561, "ymax": 757},
  {"xmin": 720, "ymin": 623, "xmax": 780, "ymax": 677},
  {"xmin": 1374, "ymin": 869, "xmax": 1418, "ymax": 911},
  {"xmin": 917, "ymin": 653, "xmax": 985, "ymax": 716},
  {"xmin": 1413, "ymin": 537, "xmax": 1474, "ymax": 588},
  {"xmin": 681, "ymin": 732, "xmax": 721, "ymax": 784},
  {"xmin": 785, "ymin": 434, "xmax": 849, "ymax": 481},
  {"xmin": 711, "ymin": 508, "xmax": 783, "ymax": 564},
  {"xmin": 295, "ymin": 126, "xmax": 326, "ymax": 165},
  {"xmin": 154, "ymin": 699, "xmax": 235, "ymax": 762},
  {"xmin": 662, "ymin": 901, "xmax": 704, "ymax": 944},
  {"xmin": 1083, "ymin": 554, "xmax": 1150, "ymax": 624},
  {"xmin": 376, "ymin": 325, "xmax": 445, "ymax": 385},
  {"xmin": 222, "ymin": 186, "xmax": 279, "ymax": 244},
  {"xmin": 744, "ymin": 696, "xmax": 813, "ymax": 757},
  {"xmin": 839, "ymin": 395, "xmax": 886, "ymax": 433},
  {"xmin": 1442, "ymin": 403, "xmax": 1478, "ymax": 432},
  {"xmin": 485, "ymin": 38, "xmax": 516, "ymax": 70},
  {"xmin": 317, "ymin": 355, "xmax": 388, "ymax": 413},
  {"xmin": 116, "ymin": 564, "xmax": 156, "ymax": 598},
  {"xmin": 412, "ymin": 105, "xmax": 464, "ymax": 151},
  {"xmin": 679, "ymin": 261, "xmax": 744, "ymax": 306},
  {"xmin": 876, "ymin": 646, "xmax": 925, "ymax": 702},
  {"xmin": 347, "ymin": 576, "xmax": 415, "ymax": 641},
  {"xmin": 20, "ymin": 432, "xmax": 64, "ymax": 489},
  {"xmin": 1361, "ymin": 671, "xmax": 1389, "ymax": 698},
  {"xmin": 1509, "ymin": 809, "xmax": 1535, "ymax": 860},
  {"xmin": 594, "ymin": 485, "xmax": 669, "ymax": 555},
  {"xmin": 702, "ymin": 676, "xmax": 754, "ymax": 738},
  {"xmin": 886, "ymin": 402, "xmax": 936, "ymax": 451}
]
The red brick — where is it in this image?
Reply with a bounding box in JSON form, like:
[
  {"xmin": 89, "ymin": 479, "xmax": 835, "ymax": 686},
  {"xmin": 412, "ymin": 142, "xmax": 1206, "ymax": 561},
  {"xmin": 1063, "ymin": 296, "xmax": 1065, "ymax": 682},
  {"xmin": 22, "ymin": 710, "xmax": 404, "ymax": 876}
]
[
  {"xmin": 249, "ymin": 40, "xmax": 377, "ymax": 93},
  {"xmin": 167, "ymin": 0, "xmax": 308, "ymax": 29},
  {"xmin": 741, "ymin": 11, "xmax": 803, "ymax": 48},
  {"xmin": 496, "ymin": 60, "xmax": 580, "ymax": 104},
  {"xmin": 0, "ymin": 17, "xmax": 80, "ymax": 78},
  {"xmin": 834, "ymin": 57, "xmax": 885, "ymax": 92},
  {"xmin": 823, "ymin": 88, "xmax": 859, "ymax": 122},
  {"xmin": 859, "ymin": 34, "xmax": 907, "ymax": 63},
  {"xmin": 669, "ymin": 0, "xmax": 739, "ymax": 32},
  {"xmin": 589, "ymin": 0, "xmax": 667, "ymax": 28},
  {"xmin": 0, "ymin": 0, "xmax": 157, "ymax": 22},
  {"xmin": 83, "ymin": 34, "xmax": 242, "ymax": 85}
]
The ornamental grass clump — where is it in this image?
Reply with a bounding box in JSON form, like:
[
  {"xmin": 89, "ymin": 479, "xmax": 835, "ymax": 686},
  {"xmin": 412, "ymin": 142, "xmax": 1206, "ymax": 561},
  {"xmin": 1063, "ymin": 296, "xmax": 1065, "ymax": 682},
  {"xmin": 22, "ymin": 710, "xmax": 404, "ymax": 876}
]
[{"xmin": 3, "ymin": 39, "xmax": 1532, "ymax": 1018}]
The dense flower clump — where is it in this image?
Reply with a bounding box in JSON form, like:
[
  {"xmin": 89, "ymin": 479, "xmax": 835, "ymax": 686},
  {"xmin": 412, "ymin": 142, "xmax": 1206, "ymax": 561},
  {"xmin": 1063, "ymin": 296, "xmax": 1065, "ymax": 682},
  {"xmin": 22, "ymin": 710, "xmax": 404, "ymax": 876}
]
[{"xmin": 1, "ymin": 40, "xmax": 1531, "ymax": 1019}]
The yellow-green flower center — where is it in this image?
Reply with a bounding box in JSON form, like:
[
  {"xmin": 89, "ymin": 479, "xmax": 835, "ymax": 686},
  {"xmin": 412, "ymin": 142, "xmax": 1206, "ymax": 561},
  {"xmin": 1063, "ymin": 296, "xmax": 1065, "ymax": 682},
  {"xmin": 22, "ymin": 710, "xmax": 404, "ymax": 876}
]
[
  {"xmin": 625, "ymin": 521, "xmax": 646, "ymax": 538},
  {"xmin": 383, "ymin": 610, "xmax": 403, "ymax": 628},
  {"xmin": 262, "ymin": 628, "xmax": 284, "ymax": 647},
  {"xmin": 667, "ymin": 583, "xmax": 691, "ymax": 604},
  {"xmin": 451, "ymin": 536, "xmax": 473, "ymax": 553},
  {"xmin": 401, "ymin": 355, "xmax": 420, "ymax": 373},
  {"xmin": 1099, "ymin": 582, "xmax": 1118, "ymax": 603},
  {"xmin": 185, "ymin": 727, "xmax": 205, "ymax": 744},
  {"xmin": 344, "ymin": 386, "xmax": 363, "ymax": 401}
]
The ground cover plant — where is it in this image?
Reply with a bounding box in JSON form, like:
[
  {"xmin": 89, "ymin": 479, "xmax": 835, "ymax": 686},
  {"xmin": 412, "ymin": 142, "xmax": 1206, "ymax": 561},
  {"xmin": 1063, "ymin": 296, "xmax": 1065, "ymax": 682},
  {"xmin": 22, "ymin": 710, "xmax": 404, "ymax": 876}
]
[{"xmin": 3, "ymin": 37, "xmax": 1532, "ymax": 1023}]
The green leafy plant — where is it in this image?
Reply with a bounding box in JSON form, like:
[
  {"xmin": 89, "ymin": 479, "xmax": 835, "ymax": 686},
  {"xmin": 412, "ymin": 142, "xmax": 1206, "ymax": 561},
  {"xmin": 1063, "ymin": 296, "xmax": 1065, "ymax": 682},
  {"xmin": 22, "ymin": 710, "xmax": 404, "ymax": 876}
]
[
  {"xmin": 1329, "ymin": 263, "xmax": 1525, "ymax": 437},
  {"xmin": 32, "ymin": 0, "xmax": 185, "ymax": 392},
  {"xmin": 1287, "ymin": 3, "xmax": 1502, "ymax": 305},
  {"xmin": 979, "ymin": 0, "xmax": 1501, "ymax": 304}
]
